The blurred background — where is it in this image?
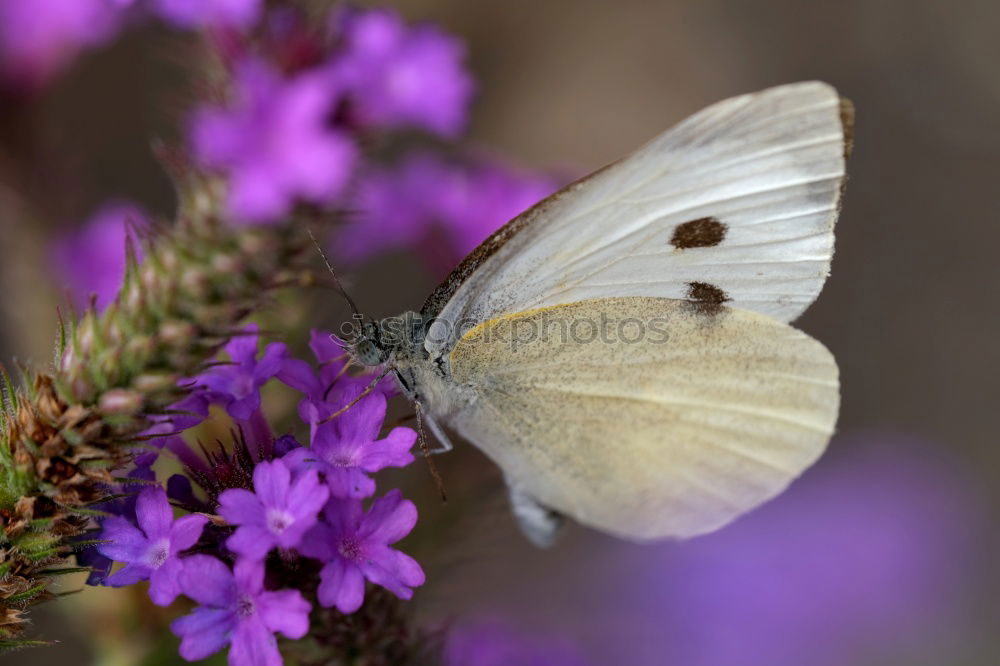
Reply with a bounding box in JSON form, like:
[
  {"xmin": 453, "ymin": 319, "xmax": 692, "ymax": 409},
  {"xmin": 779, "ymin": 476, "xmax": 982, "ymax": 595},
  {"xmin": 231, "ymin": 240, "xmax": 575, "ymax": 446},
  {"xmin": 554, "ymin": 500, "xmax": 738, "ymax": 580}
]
[{"xmin": 1, "ymin": 0, "xmax": 998, "ymax": 664}]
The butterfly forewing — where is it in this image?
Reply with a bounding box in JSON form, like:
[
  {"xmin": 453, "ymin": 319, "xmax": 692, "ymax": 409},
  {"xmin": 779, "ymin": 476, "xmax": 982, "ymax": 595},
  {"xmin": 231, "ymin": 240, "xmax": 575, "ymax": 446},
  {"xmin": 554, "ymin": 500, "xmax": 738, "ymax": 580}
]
[{"xmin": 423, "ymin": 81, "xmax": 850, "ymax": 358}]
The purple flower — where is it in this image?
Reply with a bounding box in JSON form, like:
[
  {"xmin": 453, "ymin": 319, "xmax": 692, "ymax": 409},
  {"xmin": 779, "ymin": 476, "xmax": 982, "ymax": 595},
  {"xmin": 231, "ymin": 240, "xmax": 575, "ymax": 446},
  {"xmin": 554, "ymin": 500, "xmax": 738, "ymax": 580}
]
[
  {"xmin": 332, "ymin": 7, "xmax": 474, "ymax": 137},
  {"xmin": 300, "ymin": 489, "xmax": 424, "ymax": 613},
  {"xmin": 79, "ymin": 464, "xmax": 156, "ymax": 586},
  {"xmin": 444, "ymin": 619, "xmax": 589, "ymax": 666},
  {"xmin": 337, "ymin": 153, "xmax": 556, "ymax": 270},
  {"xmin": 191, "ymin": 59, "xmax": 356, "ymax": 224},
  {"xmin": 195, "ymin": 323, "xmax": 285, "ymax": 420},
  {"xmin": 97, "ymin": 487, "xmax": 207, "ymax": 606},
  {"xmin": 283, "ymin": 390, "xmax": 415, "ymax": 498},
  {"xmin": 0, "ymin": 0, "xmax": 125, "ymax": 90},
  {"xmin": 172, "ymin": 556, "xmax": 310, "ymax": 664},
  {"xmin": 150, "ymin": 0, "xmax": 261, "ymax": 30},
  {"xmin": 277, "ymin": 329, "xmax": 394, "ymax": 430},
  {"xmin": 50, "ymin": 201, "xmax": 148, "ymax": 310},
  {"xmin": 432, "ymin": 156, "xmax": 558, "ymax": 261},
  {"xmin": 219, "ymin": 459, "xmax": 329, "ymax": 560}
]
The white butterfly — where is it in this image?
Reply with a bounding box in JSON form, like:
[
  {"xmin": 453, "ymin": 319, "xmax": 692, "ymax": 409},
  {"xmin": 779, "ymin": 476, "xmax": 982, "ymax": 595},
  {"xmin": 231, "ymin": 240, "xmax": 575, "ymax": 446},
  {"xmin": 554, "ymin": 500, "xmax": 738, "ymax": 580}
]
[{"xmin": 344, "ymin": 81, "xmax": 850, "ymax": 546}]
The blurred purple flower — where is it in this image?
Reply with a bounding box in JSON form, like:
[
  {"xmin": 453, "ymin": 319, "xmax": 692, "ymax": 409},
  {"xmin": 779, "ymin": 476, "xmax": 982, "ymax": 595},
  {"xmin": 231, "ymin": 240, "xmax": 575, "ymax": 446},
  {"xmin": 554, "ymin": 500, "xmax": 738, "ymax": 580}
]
[
  {"xmin": 172, "ymin": 556, "xmax": 310, "ymax": 664},
  {"xmin": 150, "ymin": 0, "xmax": 261, "ymax": 30},
  {"xmin": 444, "ymin": 620, "xmax": 589, "ymax": 666},
  {"xmin": 194, "ymin": 323, "xmax": 286, "ymax": 420},
  {"xmin": 97, "ymin": 487, "xmax": 207, "ymax": 606},
  {"xmin": 191, "ymin": 59, "xmax": 356, "ymax": 224},
  {"xmin": 337, "ymin": 153, "xmax": 556, "ymax": 270},
  {"xmin": 333, "ymin": 7, "xmax": 474, "ymax": 137},
  {"xmin": 283, "ymin": 390, "xmax": 416, "ymax": 498},
  {"xmin": 219, "ymin": 459, "xmax": 329, "ymax": 560},
  {"xmin": 300, "ymin": 489, "xmax": 424, "ymax": 613},
  {"xmin": 588, "ymin": 435, "xmax": 979, "ymax": 666},
  {"xmin": 0, "ymin": 0, "xmax": 126, "ymax": 90},
  {"xmin": 50, "ymin": 201, "xmax": 147, "ymax": 311}
]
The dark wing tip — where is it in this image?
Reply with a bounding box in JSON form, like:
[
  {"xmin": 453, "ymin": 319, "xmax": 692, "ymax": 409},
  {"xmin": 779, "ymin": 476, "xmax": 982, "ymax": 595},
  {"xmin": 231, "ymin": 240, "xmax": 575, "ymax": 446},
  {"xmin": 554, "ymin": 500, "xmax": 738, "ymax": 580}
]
[{"xmin": 839, "ymin": 96, "xmax": 855, "ymax": 160}]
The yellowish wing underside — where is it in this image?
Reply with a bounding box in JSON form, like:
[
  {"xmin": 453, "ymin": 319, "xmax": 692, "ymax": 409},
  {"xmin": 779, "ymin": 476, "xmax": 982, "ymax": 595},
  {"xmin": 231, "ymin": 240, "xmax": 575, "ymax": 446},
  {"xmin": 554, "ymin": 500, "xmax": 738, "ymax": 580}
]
[{"xmin": 447, "ymin": 297, "xmax": 839, "ymax": 541}]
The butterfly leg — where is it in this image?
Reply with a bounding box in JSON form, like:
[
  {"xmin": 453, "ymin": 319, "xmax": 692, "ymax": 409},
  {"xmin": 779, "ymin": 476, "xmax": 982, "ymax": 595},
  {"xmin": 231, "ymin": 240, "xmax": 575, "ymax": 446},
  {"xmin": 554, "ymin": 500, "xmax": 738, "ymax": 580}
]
[
  {"xmin": 423, "ymin": 412, "xmax": 454, "ymax": 454},
  {"xmin": 505, "ymin": 476, "xmax": 565, "ymax": 548}
]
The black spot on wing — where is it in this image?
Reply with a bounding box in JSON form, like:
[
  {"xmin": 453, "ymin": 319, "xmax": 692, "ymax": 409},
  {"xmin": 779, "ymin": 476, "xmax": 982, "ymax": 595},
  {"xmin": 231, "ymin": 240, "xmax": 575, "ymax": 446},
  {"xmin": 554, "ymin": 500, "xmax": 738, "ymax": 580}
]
[
  {"xmin": 685, "ymin": 281, "xmax": 730, "ymax": 315},
  {"xmin": 670, "ymin": 217, "xmax": 727, "ymax": 249}
]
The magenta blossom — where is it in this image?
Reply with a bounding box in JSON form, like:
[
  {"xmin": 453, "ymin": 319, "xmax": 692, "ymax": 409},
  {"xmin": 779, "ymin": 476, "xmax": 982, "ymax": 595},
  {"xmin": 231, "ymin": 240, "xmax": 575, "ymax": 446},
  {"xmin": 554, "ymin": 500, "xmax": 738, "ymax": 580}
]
[
  {"xmin": 172, "ymin": 556, "xmax": 310, "ymax": 665},
  {"xmin": 219, "ymin": 459, "xmax": 329, "ymax": 560},
  {"xmin": 191, "ymin": 59, "xmax": 356, "ymax": 224},
  {"xmin": 444, "ymin": 619, "xmax": 590, "ymax": 666},
  {"xmin": 0, "ymin": 0, "xmax": 125, "ymax": 90},
  {"xmin": 150, "ymin": 0, "xmax": 261, "ymax": 30},
  {"xmin": 300, "ymin": 490, "xmax": 424, "ymax": 613},
  {"xmin": 51, "ymin": 201, "xmax": 148, "ymax": 310},
  {"xmin": 337, "ymin": 152, "xmax": 556, "ymax": 270},
  {"xmin": 333, "ymin": 6, "xmax": 474, "ymax": 136},
  {"xmin": 194, "ymin": 323, "xmax": 286, "ymax": 420},
  {"xmin": 283, "ymin": 390, "xmax": 416, "ymax": 498},
  {"xmin": 97, "ymin": 487, "xmax": 207, "ymax": 606}
]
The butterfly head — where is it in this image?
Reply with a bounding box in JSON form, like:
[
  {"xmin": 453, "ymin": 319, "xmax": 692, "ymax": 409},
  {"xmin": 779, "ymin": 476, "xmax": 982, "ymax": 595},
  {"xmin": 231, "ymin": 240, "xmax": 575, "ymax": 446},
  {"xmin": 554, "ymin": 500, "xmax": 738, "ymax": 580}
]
[{"xmin": 346, "ymin": 318, "xmax": 390, "ymax": 368}]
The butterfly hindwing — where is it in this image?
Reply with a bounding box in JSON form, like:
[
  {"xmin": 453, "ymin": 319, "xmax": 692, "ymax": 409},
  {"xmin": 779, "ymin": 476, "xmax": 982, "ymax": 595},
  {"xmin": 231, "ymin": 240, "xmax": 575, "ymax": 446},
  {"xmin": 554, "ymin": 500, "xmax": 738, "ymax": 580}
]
[{"xmin": 445, "ymin": 297, "xmax": 840, "ymax": 541}]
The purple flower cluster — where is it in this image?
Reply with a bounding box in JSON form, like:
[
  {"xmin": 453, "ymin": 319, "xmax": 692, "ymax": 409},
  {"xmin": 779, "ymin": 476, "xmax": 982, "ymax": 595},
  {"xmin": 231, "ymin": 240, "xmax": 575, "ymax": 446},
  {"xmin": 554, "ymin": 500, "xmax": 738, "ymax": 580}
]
[
  {"xmin": 91, "ymin": 325, "xmax": 423, "ymax": 665},
  {"xmin": 186, "ymin": 5, "xmax": 475, "ymax": 225},
  {"xmin": 0, "ymin": 0, "xmax": 125, "ymax": 90},
  {"xmin": 338, "ymin": 152, "xmax": 558, "ymax": 271},
  {"xmin": 331, "ymin": 6, "xmax": 474, "ymax": 137},
  {"xmin": 0, "ymin": 0, "xmax": 262, "ymax": 91},
  {"xmin": 190, "ymin": 59, "xmax": 357, "ymax": 224}
]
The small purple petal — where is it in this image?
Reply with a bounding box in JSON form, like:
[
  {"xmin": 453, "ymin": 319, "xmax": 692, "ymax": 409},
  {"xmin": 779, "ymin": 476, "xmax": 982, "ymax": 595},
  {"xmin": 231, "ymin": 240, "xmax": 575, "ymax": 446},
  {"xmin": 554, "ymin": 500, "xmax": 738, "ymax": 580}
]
[
  {"xmin": 254, "ymin": 342, "xmax": 288, "ymax": 380},
  {"xmin": 325, "ymin": 466, "xmax": 376, "ymax": 499},
  {"xmin": 252, "ymin": 459, "xmax": 291, "ymax": 509},
  {"xmin": 169, "ymin": 514, "xmax": 208, "ymax": 553},
  {"xmin": 360, "ymin": 547, "xmax": 425, "ymax": 599},
  {"xmin": 105, "ymin": 562, "xmax": 153, "ymax": 587},
  {"xmin": 180, "ymin": 555, "xmax": 236, "ymax": 607},
  {"xmin": 135, "ymin": 487, "xmax": 173, "ymax": 540},
  {"xmin": 298, "ymin": 523, "xmax": 336, "ymax": 561},
  {"xmin": 148, "ymin": 557, "xmax": 185, "ymax": 606},
  {"xmin": 358, "ymin": 427, "xmax": 417, "ymax": 472},
  {"xmin": 218, "ymin": 488, "xmax": 265, "ymax": 527},
  {"xmin": 227, "ymin": 525, "xmax": 276, "ymax": 561},
  {"xmin": 172, "ymin": 607, "xmax": 236, "ymax": 661},
  {"xmin": 229, "ymin": 617, "xmax": 283, "ymax": 666},
  {"xmin": 258, "ymin": 588, "xmax": 311, "ymax": 639},
  {"xmin": 359, "ymin": 489, "xmax": 418, "ymax": 545},
  {"xmin": 233, "ymin": 557, "xmax": 265, "ymax": 596},
  {"xmin": 276, "ymin": 357, "xmax": 322, "ymax": 396},
  {"xmin": 318, "ymin": 557, "xmax": 366, "ymax": 613},
  {"xmin": 97, "ymin": 516, "xmax": 148, "ymax": 562},
  {"xmin": 286, "ymin": 469, "xmax": 329, "ymax": 522}
]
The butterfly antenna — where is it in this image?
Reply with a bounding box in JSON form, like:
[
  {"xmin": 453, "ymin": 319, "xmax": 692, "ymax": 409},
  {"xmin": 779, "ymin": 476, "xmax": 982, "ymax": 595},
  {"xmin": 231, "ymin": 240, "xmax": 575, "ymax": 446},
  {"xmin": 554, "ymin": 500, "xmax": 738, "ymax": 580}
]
[
  {"xmin": 318, "ymin": 367, "xmax": 392, "ymax": 424},
  {"xmin": 306, "ymin": 227, "xmax": 361, "ymax": 318}
]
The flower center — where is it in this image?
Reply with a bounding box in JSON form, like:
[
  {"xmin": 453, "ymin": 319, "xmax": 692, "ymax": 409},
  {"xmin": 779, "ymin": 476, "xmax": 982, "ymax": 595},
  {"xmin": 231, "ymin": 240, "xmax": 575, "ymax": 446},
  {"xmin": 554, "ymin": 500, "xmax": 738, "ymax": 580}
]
[
  {"xmin": 338, "ymin": 537, "xmax": 362, "ymax": 561},
  {"xmin": 267, "ymin": 509, "xmax": 295, "ymax": 534},
  {"xmin": 235, "ymin": 594, "xmax": 256, "ymax": 618},
  {"xmin": 331, "ymin": 454, "xmax": 355, "ymax": 467},
  {"xmin": 145, "ymin": 540, "xmax": 170, "ymax": 569}
]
